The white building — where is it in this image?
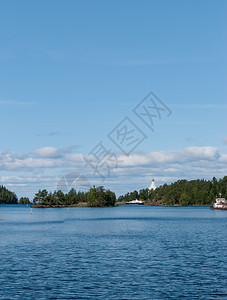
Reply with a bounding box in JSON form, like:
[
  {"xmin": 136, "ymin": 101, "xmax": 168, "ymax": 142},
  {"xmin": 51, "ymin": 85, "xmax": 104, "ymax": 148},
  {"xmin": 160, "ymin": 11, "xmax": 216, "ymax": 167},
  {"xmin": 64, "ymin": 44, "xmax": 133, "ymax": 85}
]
[{"xmin": 149, "ymin": 178, "xmax": 156, "ymax": 191}]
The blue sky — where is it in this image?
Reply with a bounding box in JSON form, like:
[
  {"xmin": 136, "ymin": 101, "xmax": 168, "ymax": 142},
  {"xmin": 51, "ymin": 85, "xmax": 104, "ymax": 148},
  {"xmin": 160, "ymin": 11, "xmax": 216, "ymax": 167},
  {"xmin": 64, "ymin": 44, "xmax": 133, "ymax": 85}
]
[{"xmin": 0, "ymin": 0, "xmax": 226, "ymax": 199}]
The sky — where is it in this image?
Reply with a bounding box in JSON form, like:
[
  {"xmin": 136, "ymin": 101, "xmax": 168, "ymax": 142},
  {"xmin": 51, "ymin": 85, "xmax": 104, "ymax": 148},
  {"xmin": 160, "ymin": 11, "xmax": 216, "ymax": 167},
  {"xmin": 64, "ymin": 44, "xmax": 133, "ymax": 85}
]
[{"xmin": 0, "ymin": 0, "xmax": 226, "ymax": 199}]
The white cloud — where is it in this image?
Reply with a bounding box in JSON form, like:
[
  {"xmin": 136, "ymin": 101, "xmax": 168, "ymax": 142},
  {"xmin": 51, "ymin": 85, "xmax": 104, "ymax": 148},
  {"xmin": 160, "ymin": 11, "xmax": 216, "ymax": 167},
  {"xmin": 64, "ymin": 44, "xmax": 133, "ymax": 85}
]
[
  {"xmin": 31, "ymin": 147, "xmax": 60, "ymax": 158},
  {"xmin": 0, "ymin": 147, "xmax": 84, "ymax": 171},
  {"xmin": 31, "ymin": 146, "xmax": 78, "ymax": 159},
  {"xmin": 0, "ymin": 146, "xmax": 226, "ymax": 198},
  {"xmin": 118, "ymin": 146, "xmax": 219, "ymax": 167},
  {"xmin": 219, "ymin": 154, "xmax": 227, "ymax": 163},
  {"xmin": 0, "ymin": 146, "xmax": 224, "ymax": 173}
]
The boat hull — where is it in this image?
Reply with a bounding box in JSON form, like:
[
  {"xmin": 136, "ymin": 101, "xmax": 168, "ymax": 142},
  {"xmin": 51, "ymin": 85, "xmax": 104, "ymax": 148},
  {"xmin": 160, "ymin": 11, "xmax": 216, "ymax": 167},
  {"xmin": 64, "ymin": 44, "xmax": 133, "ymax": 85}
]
[
  {"xmin": 210, "ymin": 206, "xmax": 227, "ymax": 210},
  {"xmin": 126, "ymin": 202, "xmax": 144, "ymax": 205}
]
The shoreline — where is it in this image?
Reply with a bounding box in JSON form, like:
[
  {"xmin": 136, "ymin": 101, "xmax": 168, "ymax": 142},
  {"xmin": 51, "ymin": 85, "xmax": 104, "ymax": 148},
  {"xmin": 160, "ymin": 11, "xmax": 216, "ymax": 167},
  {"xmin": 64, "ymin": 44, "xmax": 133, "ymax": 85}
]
[
  {"xmin": 32, "ymin": 202, "xmax": 88, "ymax": 208},
  {"xmin": 32, "ymin": 202, "xmax": 211, "ymax": 208}
]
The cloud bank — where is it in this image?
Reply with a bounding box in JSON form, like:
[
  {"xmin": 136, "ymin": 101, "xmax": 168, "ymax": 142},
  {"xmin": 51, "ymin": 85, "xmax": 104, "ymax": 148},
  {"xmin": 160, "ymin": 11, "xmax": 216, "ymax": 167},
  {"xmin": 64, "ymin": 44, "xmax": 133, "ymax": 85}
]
[{"xmin": 0, "ymin": 146, "xmax": 226, "ymax": 198}]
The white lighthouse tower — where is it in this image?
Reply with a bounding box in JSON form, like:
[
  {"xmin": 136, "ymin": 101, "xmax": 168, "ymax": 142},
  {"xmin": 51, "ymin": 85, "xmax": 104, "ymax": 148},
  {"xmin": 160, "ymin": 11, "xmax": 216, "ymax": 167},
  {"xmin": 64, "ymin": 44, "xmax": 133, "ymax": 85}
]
[{"xmin": 149, "ymin": 178, "xmax": 156, "ymax": 191}]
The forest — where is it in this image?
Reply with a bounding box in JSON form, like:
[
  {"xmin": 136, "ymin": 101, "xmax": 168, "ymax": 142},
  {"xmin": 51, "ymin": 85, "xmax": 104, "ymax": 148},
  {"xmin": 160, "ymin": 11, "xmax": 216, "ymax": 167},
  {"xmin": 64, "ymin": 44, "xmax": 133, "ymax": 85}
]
[
  {"xmin": 118, "ymin": 176, "xmax": 227, "ymax": 206},
  {"xmin": 0, "ymin": 186, "xmax": 18, "ymax": 204},
  {"xmin": 1, "ymin": 176, "xmax": 226, "ymax": 207},
  {"xmin": 33, "ymin": 186, "xmax": 116, "ymax": 207}
]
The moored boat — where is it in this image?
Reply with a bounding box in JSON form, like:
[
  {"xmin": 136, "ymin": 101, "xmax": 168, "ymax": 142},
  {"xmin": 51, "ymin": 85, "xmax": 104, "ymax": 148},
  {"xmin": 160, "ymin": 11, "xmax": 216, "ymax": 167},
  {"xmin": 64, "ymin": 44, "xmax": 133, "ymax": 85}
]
[
  {"xmin": 210, "ymin": 196, "xmax": 227, "ymax": 210},
  {"xmin": 126, "ymin": 199, "xmax": 144, "ymax": 205}
]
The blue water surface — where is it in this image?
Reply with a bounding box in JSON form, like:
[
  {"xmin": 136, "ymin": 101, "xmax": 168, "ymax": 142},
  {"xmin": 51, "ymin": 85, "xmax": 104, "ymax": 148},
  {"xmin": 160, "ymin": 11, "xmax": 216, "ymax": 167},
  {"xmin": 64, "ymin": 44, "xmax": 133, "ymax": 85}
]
[{"xmin": 0, "ymin": 205, "xmax": 226, "ymax": 299}]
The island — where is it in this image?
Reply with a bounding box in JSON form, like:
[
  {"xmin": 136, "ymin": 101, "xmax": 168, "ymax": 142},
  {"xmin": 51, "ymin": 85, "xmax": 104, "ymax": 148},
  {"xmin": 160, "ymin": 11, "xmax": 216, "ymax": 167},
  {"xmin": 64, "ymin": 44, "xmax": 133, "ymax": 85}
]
[
  {"xmin": 1, "ymin": 176, "xmax": 226, "ymax": 208},
  {"xmin": 118, "ymin": 176, "xmax": 227, "ymax": 207},
  {"xmin": 32, "ymin": 186, "xmax": 116, "ymax": 207}
]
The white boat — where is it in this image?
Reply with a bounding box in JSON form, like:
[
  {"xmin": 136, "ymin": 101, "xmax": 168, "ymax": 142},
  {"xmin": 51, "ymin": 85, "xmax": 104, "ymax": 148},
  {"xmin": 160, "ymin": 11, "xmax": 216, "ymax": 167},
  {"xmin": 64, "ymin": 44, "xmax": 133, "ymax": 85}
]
[
  {"xmin": 126, "ymin": 199, "xmax": 144, "ymax": 205},
  {"xmin": 210, "ymin": 196, "xmax": 227, "ymax": 210}
]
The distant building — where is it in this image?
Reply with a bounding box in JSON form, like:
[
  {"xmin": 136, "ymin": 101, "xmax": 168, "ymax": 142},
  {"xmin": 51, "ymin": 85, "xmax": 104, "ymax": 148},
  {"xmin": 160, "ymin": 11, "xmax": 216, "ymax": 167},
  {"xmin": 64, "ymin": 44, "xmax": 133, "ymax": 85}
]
[{"xmin": 149, "ymin": 178, "xmax": 156, "ymax": 191}]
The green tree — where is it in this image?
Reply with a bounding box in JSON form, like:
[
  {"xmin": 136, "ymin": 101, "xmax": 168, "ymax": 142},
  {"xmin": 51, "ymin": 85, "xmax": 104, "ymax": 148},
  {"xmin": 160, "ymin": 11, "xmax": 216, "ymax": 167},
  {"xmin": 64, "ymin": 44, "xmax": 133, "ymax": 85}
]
[
  {"xmin": 105, "ymin": 189, "xmax": 116, "ymax": 206},
  {"xmin": 0, "ymin": 186, "xmax": 18, "ymax": 204},
  {"xmin": 18, "ymin": 197, "xmax": 30, "ymax": 204},
  {"xmin": 179, "ymin": 193, "xmax": 191, "ymax": 206},
  {"xmin": 87, "ymin": 186, "xmax": 116, "ymax": 207},
  {"xmin": 65, "ymin": 188, "xmax": 78, "ymax": 205},
  {"xmin": 33, "ymin": 189, "xmax": 48, "ymax": 204},
  {"xmin": 117, "ymin": 176, "xmax": 226, "ymax": 206}
]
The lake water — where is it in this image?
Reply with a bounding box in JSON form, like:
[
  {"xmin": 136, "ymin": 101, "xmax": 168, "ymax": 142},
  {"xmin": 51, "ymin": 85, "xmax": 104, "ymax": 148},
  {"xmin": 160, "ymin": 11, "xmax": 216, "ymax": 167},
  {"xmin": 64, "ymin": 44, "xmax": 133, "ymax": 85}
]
[{"xmin": 0, "ymin": 205, "xmax": 226, "ymax": 299}]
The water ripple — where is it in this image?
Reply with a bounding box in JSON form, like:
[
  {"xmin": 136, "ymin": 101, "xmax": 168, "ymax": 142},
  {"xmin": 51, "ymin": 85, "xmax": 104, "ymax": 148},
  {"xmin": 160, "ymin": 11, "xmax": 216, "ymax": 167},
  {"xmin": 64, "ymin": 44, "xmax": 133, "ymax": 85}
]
[{"xmin": 0, "ymin": 206, "xmax": 226, "ymax": 299}]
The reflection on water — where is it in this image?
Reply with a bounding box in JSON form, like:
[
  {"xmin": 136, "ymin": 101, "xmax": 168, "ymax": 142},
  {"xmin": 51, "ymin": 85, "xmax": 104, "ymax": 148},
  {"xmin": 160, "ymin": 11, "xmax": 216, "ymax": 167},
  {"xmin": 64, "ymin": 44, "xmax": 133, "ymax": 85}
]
[{"xmin": 0, "ymin": 205, "xmax": 226, "ymax": 299}]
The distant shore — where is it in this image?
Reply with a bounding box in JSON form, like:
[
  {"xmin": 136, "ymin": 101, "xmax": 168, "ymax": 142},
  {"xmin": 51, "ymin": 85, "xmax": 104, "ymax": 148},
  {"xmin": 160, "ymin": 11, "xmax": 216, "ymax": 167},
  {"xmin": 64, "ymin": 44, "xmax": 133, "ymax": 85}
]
[
  {"xmin": 32, "ymin": 202, "xmax": 88, "ymax": 208},
  {"xmin": 32, "ymin": 201, "xmax": 210, "ymax": 208}
]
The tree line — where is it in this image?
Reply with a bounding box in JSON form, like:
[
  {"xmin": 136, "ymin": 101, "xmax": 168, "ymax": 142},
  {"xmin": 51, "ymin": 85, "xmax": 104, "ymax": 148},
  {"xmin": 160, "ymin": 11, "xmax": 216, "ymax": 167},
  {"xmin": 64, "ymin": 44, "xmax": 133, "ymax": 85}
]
[
  {"xmin": 0, "ymin": 186, "xmax": 18, "ymax": 204},
  {"xmin": 0, "ymin": 185, "xmax": 116, "ymax": 207},
  {"xmin": 1, "ymin": 176, "xmax": 226, "ymax": 206},
  {"xmin": 0, "ymin": 186, "xmax": 31, "ymax": 204},
  {"xmin": 118, "ymin": 176, "xmax": 227, "ymax": 206},
  {"xmin": 33, "ymin": 186, "xmax": 116, "ymax": 207}
]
